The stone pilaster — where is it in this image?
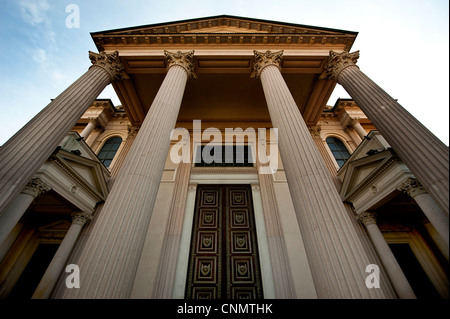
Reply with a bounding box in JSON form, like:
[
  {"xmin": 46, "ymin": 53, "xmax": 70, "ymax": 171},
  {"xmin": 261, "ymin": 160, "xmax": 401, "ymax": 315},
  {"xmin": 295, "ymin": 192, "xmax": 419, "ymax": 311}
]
[
  {"xmin": 0, "ymin": 51, "xmax": 126, "ymax": 217},
  {"xmin": 322, "ymin": 50, "xmax": 449, "ymax": 216},
  {"xmin": 257, "ymin": 169, "xmax": 296, "ymax": 298},
  {"xmin": 0, "ymin": 178, "xmax": 51, "ymax": 245},
  {"xmin": 309, "ymin": 125, "xmax": 342, "ymax": 190},
  {"xmin": 58, "ymin": 50, "xmax": 195, "ymax": 298},
  {"xmin": 32, "ymin": 212, "xmax": 92, "ymax": 299},
  {"xmin": 252, "ymin": 50, "xmax": 394, "ymax": 298},
  {"xmin": 397, "ymin": 178, "xmax": 449, "ymax": 247},
  {"xmin": 108, "ymin": 125, "xmax": 140, "ymax": 187},
  {"xmin": 152, "ymin": 162, "xmax": 191, "ymax": 298},
  {"xmin": 358, "ymin": 212, "xmax": 416, "ymax": 299}
]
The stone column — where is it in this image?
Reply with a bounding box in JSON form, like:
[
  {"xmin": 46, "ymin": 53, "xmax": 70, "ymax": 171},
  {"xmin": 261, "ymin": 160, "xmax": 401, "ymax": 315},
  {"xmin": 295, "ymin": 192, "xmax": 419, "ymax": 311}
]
[
  {"xmin": 358, "ymin": 212, "xmax": 416, "ymax": 299},
  {"xmin": 32, "ymin": 212, "xmax": 92, "ymax": 299},
  {"xmin": 348, "ymin": 117, "xmax": 367, "ymax": 139},
  {"xmin": 0, "ymin": 51, "xmax": 126, "ymax": 217},
  {"xmin": 60, "ymin": 50, "xmax": 196, "ymax": 298},
  {"xmin": 397, "ymin": 178, "xmax": 449, "ymax": 247},
  {"xmin": 0, "ymin": 178, "xmax": 50, "ymax": 246},
  {"xmin": 321, "ymin": 50, "xmax": 449, "ymax": 216},
  {"xmin": 80, "ymin": 117, "xmax": 100, "ymax": 140},
  {"xmin": 252, "ymin": 50, "xmax": 394, "ymax": 298}
]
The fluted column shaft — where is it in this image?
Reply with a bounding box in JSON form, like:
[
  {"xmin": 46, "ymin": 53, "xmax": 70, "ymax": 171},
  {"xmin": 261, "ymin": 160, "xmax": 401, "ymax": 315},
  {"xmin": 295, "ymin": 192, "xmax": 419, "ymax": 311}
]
[
  {"xmin": 32, "ymin": 212, "xmax": 91, "ymax": 299},
  {"xmin": 60, "ymin": 51, "xmax": 195, "ymax": 298},
  {"xmin": 0, "ymin": 178, "xmax": 50, "ymax": 245},
  {"xmin": 398, "ymin": 178, "xmax": 449, "ymax": 248},
  {"xmin": 358, "ymin": 212, "xmax": 416, "ymax": 299},
  {"xmin": 323, "ymin": 51, "xmax": 449, "ymax": 216},
  {"xmin": 253, "ymin": 50, "xmax": 392, "ymax": 298},
  {"xmin": 0, "ymin": 51, "xmax": 125, "ymax": 217}
]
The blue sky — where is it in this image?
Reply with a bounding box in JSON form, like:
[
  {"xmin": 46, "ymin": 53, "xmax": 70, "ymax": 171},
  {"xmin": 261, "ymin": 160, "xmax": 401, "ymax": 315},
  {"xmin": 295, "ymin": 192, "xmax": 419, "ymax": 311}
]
[{"xmin": 0, "ymin": 0, "xmax": 448, "ymax": 145}]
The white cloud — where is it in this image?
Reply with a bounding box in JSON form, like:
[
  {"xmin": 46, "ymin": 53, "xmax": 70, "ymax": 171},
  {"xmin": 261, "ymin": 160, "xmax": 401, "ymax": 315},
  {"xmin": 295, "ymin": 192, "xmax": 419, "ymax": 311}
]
[
  {"xmin": 18, "ymin": 0, "xmax": 50, "ymax": 26},
  {"xmin": 32, "ymin": 48, "xmax": 47, "ymax": 63}
]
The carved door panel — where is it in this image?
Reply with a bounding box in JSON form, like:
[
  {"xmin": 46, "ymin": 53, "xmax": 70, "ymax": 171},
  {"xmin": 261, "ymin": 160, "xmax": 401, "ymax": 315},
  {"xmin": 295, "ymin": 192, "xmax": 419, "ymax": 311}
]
[{"xmin": 185, "ymin": 185, "xmax": 263, "ymax": 299}]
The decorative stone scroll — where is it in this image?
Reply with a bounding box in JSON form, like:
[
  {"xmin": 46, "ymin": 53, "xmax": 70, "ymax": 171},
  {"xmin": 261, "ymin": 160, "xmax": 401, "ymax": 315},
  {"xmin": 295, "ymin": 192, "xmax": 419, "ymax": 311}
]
[
  {"xmin": 251, "ymin": 50, "xmax": 283, "ymax": 79},
  {"xmin": 22, "ymin": 178, "xmax": 51, "ymax": 198},
  {"xmin": 71, "ymin": 211, "xmax": 93, "ymax": 226},
  {"xmin": 397, "ymin": 178, "xmax": 427, "ymax": 198},
  {"xmin": 357, "ymin": 211, "xmax": 377, "ymax": 226},
  {"xmin": 164, "ymin": 50, "xmax": 197, "ymax": 79},
  {"xmin": 320, "ymin": 50, "xmax": 360, "ymax": 81},
  {"xmin": 89, "ymin": 50, "xmax": 128, "ymax": 81}
]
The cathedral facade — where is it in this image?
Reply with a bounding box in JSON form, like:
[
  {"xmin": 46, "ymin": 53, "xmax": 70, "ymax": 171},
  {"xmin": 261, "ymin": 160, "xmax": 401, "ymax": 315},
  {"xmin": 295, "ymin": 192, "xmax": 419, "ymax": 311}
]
[{"xmin": 0, "ymin": 15, "xmax": 448, "ymax": 299}]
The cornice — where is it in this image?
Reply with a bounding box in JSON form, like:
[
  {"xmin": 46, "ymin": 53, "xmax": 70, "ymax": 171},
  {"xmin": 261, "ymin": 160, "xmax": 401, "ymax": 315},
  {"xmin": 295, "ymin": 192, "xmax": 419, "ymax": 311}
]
[{"xmin": 93, "ymin": 33, "xmax": 355, "ymax": 51}]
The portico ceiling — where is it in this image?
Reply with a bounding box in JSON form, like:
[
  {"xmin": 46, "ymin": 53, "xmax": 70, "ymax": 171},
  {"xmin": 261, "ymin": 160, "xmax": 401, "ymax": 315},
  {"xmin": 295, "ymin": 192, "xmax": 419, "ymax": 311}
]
[{"xmin": 91, "ymin": 15, "xmax": 357, "ymax": 126}]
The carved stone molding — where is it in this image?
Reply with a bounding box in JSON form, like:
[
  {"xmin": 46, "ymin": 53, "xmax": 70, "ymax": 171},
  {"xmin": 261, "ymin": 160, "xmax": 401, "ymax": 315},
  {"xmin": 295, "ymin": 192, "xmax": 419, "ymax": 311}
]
[
  {"xmin": 358, "ymin": 211, "xmax": 377, "ymax": 226},
  {"xmin": 397, "ymin": 178, "xmax": 427, "ymax": 198},
  {"xmin": 22, "ymin": 178, "xmax": 51, "ymax": 198},
  {"xmin": 320, "ymin": 50, "xmax": 360, "ymax": 81},
  {"xmin": 127, "ymin": 125, "xmax": 140, "ymax": 138},
  {"xmin": 71, "ymin": 212, "xmax": 93, "ymax": 225},
  {"xmin": 89, "ymin": 51, "xmax": 128, "ymax": 82},
  {"xmin": 348, "ymin": 117, "xmax": 360, "ymax": 127},
  {"xmin": 88, "ymin": 117, "xmax": 103, "ymax": 130},
  {"xmin": 251, "ymin": 50, "xmax": 283, "ymax": 79},
  {"xmin": 309, "ymin": 126, "xmax": 321, "ymax": 138},
  {"xmin": 164, "ymin": 50, "xmax": 197, "ymax": 78}
]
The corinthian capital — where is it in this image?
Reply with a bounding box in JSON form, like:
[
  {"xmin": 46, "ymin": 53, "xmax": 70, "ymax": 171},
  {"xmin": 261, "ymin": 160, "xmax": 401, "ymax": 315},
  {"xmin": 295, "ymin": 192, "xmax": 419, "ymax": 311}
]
[
  {"xmin": 320, "ymin": 50, "xmax": 360, "ymax": 81},
  {"xmin": 71, "ymin": 212, "xmax": 93, "ymax": 226},
  {"xmin": 397, "ymin": 178, "xmax": 427, "ymax": 198},
  {"xmin": 357, "ymin": 211, "xmax": 377, "ymax": 226},
  {"xmin": 89, "ymin": 51, "xmax": 128, "ymax": 81},
  {"xmin": 164, "ymin": 50, "xmax": 197, "ymax": 79},
  {"xmin": 251, "ymin": 50, "xmax": 283, "ymax": 79},
  {"xmin": 22, "ymin": 178, "xmax": 51, "ymax": 198}
]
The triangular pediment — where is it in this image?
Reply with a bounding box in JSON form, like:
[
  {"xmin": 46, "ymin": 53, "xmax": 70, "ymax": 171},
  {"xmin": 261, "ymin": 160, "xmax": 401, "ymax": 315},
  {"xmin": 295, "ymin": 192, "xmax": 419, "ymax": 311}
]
[
  {"xmin": 339, "ymin": 149, "xmax": 398, "ymax": 200},
  {"xmin": 92, "ymin": 15, "xmax": 357, "ymax": 52},
  {"xmin": 92, "ymin": 15, "xmax": 356, "ymax": 37}
]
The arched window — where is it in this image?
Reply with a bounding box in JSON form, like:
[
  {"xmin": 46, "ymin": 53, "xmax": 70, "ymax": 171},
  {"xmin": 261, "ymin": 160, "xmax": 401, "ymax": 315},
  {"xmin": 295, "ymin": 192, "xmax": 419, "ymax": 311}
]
[
  {"xmin": 97, "ymin": 136, "xmax": 122, "ymax": 168},
  {"xmin": 326, "ymin": 136, "xmax": 351, "ymax": 168}
]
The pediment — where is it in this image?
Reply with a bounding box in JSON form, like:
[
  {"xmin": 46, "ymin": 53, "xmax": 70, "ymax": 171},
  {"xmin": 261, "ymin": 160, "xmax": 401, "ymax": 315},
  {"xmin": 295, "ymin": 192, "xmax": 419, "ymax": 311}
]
[
  {"xmin": 91, "ymin": 15, "xmax": 357, "ymax": 51},
  {"xmin": 54, "ymin": 149, "xmax": 109, "ymax": 200},
  {"xmin": 93, "ymin": 15, "xmax": 354, "ymax": 36},
  {"xmin": 340, "ymin": 149, "xmax": 398, "ymax": 200}
]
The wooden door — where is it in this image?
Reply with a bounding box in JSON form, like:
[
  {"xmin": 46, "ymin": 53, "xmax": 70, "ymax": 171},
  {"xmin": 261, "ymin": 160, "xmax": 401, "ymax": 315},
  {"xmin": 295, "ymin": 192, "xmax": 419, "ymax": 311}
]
[{"xmin": 185, "ymin": 185, "xmax": 263, "ymax": 299}]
